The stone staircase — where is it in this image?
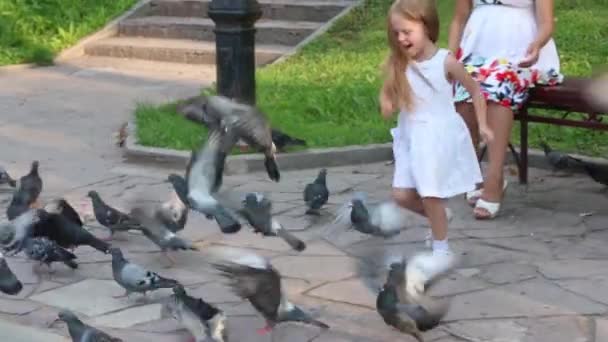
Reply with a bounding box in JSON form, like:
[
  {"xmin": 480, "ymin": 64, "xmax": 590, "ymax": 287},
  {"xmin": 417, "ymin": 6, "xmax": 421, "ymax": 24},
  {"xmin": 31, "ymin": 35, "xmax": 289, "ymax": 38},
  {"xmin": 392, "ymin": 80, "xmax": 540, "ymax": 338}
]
[{"xmin": 71, "ymin": 0, "xmax": 357, "ymax": 69}]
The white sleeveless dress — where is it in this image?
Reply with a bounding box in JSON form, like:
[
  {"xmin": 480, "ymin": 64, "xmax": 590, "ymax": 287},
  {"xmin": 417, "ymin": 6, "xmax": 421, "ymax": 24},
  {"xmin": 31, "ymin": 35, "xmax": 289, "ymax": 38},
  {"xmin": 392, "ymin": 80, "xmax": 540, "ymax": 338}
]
[
  {"xmin": 454, "ymin": 0, "xmax": 563, "ymax": 110},
  {"xmin": 391, "ymin": 49, "xmax": 482, "ymax": 199}
]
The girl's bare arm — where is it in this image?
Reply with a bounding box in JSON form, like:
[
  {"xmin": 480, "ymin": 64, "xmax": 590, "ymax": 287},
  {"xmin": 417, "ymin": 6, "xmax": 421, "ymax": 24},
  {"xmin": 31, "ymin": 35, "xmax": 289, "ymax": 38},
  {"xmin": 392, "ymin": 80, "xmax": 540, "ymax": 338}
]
[{"xmin": 448, "ymin": 0, "xmax": 473, "ymax": 54}]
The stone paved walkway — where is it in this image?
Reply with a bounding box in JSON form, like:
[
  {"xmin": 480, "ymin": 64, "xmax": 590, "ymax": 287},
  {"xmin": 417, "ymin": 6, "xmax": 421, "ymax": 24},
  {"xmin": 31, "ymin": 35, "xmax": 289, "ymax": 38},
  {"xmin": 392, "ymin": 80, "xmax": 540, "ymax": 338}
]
[{"xmin": 1, "ymin": 63, "xmax": 608, "ymax": 342}]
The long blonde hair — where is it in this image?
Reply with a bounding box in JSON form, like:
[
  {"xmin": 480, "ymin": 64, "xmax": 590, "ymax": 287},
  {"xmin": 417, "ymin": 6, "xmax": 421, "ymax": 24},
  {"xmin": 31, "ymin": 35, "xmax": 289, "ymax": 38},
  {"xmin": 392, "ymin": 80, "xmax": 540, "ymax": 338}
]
[{"xmin": 382, "ymin": 0, "xmax": 439, "ymax": 112}]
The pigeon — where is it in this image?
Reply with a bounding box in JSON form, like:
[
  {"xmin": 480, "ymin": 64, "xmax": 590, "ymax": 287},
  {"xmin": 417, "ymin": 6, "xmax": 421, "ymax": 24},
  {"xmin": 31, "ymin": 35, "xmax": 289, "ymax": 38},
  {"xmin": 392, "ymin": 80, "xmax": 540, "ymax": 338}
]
[
  {"xmin": 203, "ymin": 95, "xmax": 280, "ymax": 182},
  {"xmin": 0, "ymin": 252, "xmax": 22, "ymax": 295},
  {"xmin": 376, "ymin": 259, "xmax": 450, "ymax": 342},
  {"xmin": 177, "ymin": 95, "xmax": 305, "ymax": 154},
  {"xmin": 211, "ymin": 249, "xmax": 329, "ymax": 334},
  {"xmin": 87, "ymin": 190, "xmax": 142, "ymax": 240},
  {"xmin": 55, "ymin": 309, "xmax": 123, "ymax": 342},
  {"xmin": 44, "ymin": 198, "xmax": 84, "ymax": 227},
  {"xmin": 31, "ymin": 210, "xmax": 111, "ymax": 254},
  {"xmin": 579, "ymin": 160, "xmax": 608, "ymax": 188},
  {"xmin": 237, "ymin": 192, "xmax": 306, "ymax": 251},
  {"xmin": 539, "ymin": 142, "xmax": 583, "ymax": 172},
  {"xmin": 15, "ymin": 160, "xmax": 43, "ymax": 206},
  {"xmin": 167, "ymin": 173, "xmax": 189, "ymax": 207},
  {"xmin": 334, "ymin": 192, "xmax": 412, "ymax": 238},
  {"xmin": 128, "ymin": 202, "xmax": 198, "ymax": 267},
  {"xmin": 0, "ymin": 208, "xmax": 49, "ymax": 254},
  {"xmin": 6, "ymin": 189, "xmax": 33, "ymax": 221},
  {"xmin": 176, "ymin": 94, "xmax": 223, "ymax": 130},
  {"xmin": 303, "ymin": 168, "xmax": 329, "ymax": 215},
  {"xmin": 109, "ymin": 247, "xmax": 180, "ymax": 298},
  {"xmin": 157, "ymin": 174, "xmax": 189, "ymax": 233},
  {"xmin": 271, "ymin": 129, "xmax": 307, "ymax": 152},
  {"xmin": 161, "ymin": 285, "xmax": 228, "ymax": 342},
  {"xmin": 23, "ymin": 237, "xmax": 78, "ymax": 272},
  {"xmin": 0, "ymin": 166, "xmax": 16, "ymax": 187},
  {"xmin": 186, "ymin": 128, "xmax": 242, "ymax": 234}
]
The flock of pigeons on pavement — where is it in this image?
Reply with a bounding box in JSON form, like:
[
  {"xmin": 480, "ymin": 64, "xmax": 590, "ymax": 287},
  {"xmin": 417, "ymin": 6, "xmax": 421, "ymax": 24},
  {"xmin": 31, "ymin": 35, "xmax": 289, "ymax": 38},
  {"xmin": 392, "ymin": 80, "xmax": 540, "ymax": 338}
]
[{"xmin": 0, "ymin": 94, "xmax": 606, "ymax": 342}]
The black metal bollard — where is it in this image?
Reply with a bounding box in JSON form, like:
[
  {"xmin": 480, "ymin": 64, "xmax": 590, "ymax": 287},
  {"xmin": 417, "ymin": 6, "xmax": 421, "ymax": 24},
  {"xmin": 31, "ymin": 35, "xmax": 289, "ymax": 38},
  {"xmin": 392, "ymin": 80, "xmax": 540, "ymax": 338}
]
[{"xmin": 208, "ymin": 0, "xmax": 262, "ymax": 106}]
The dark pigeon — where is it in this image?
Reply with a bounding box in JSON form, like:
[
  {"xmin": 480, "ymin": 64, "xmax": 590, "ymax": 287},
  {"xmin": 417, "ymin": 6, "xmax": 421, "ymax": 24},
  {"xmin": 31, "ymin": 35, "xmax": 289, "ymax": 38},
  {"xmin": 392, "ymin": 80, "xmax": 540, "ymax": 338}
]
[{"xmin": 303, "ymin": 168, "xmax": 329, "ymax": 215}]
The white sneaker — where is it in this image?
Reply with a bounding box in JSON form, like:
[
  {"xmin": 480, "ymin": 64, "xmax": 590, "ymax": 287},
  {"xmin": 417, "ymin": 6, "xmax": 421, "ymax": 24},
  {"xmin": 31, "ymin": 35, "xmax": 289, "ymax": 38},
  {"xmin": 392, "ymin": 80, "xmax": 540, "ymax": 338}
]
[{"xmin": 406, "ymin": 249, "xmax": 457, "ymax": 297}]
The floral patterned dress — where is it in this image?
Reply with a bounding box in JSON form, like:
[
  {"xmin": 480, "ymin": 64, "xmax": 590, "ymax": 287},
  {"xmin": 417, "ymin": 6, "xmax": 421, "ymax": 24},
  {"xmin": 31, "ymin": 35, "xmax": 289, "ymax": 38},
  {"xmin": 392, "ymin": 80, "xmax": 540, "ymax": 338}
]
[{"xmin": 454, "ymin": 0, "xmax": 564, "ymax": 110}]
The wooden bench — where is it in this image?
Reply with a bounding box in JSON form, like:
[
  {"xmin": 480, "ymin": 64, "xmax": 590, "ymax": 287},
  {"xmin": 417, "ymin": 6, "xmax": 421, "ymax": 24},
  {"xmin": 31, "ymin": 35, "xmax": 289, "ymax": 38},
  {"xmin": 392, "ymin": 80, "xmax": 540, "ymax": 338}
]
[{"xmin": 479, "ymin": 77, "xmax": 608, "ymax": 184}]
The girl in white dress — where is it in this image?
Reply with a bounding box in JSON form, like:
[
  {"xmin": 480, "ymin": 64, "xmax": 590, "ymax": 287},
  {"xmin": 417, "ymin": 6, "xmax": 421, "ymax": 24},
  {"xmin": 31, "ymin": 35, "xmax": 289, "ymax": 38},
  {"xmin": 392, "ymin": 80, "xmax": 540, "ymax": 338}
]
[
  {"xmin": 449, "ymin": 0, "xmax": 563, "ymax": 219},
  {"xmin": 380, "ymin": 0, "xmax": 494, "ymax": 260}
]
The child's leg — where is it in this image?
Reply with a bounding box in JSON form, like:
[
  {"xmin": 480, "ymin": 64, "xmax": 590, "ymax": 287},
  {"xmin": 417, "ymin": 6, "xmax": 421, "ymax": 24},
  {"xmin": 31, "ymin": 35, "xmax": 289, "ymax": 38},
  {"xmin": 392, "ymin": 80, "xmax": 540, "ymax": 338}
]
[
  {"xmin": 421, "ymin": 197, "xmax": 450, "ymax": 253},
  {"xmin": 392, "ymin": 188, "xmax": 425, "ymax": 217}
]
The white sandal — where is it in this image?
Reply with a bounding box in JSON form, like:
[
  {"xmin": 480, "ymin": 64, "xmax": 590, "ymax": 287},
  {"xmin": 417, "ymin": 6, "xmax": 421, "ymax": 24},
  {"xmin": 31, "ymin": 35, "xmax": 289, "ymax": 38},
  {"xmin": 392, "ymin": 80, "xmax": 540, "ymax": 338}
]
[
  {"xmin": 466, "ymin": 180, "xmax": 509, "ymax": 207},
  {"xmin": 474, "ymin": 198, "xmax": 501, "ymax": 220}
]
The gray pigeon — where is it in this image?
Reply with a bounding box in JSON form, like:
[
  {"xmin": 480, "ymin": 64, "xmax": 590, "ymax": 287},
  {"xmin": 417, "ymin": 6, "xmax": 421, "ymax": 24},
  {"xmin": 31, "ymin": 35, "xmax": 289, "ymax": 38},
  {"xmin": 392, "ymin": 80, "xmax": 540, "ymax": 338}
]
[
  {"xmin": 156, "ymin": 197, "xmax": 188, "ymax": 234},
  {"xmin": 161, "ymin": 285, "xmax": 228, "ymax": 342},
  {"xmin": 539, "ymin": 142, "xmax": 583, "ymax": 172},
  {"xmin": 376, "ymin": 259, "xmax": 451, "ymax": 342},
  {"xmin": 356, "ymin": 249, "xmax": 452, "ymax": 342},
  {"xmin": 333, "ymin": 192, "xmax": 413, "ymax": 238},
  {"xmin": 23, "ymin": 236, "xmax": 78, "ymax": 272},
  {"xmin": 0, "ymin": 166, "xmax": 16, "ymax": 187},
  {"xmin": 211, "ymin": 249, "xmax": 328, "ymax": 335},
  {"xmin": 0, "ymin": 252, "xmax": 22, "ymax": 295},
  {"xmin": 87, "ymin": 190, "xmax": 142, "ymax": 240},
  {"xmin": 55, "ymin": 309, "xmax": 123, "ymax": 342},
  {"xmin": 186, "ymin": 128, "xmax": 242, "ymax": 234},
  {"xmin": 109, "ymin": 247, "xmax": 180, "ymax": 298},
  {"xmin": 237, "ymin": 192, "xmax": 306, "ymax": 252},
  {"xmin": 202, "ymin": 95, "xmax": 280, "ymax": 182},
  {"xmin": 7, "ymin": 161, "xmax": 43, "ymax": 218},
  {"xmin": 128, "ymin": 202, "xmax": 198, "ymax": 267},
  {"xmin": 303, "ymin": 168, "xmax": 329, "ymax": 215},
  {"xmin": 0, "ymin": 208, "xmax": 49, "ymax": 255}
]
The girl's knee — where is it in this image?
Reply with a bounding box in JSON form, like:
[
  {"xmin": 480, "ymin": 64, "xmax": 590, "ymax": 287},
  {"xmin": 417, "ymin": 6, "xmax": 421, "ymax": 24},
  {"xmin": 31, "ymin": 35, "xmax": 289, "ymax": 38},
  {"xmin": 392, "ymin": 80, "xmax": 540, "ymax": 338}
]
[{"xmin": 392, "ymin": 188, "xmax": 418, "ymax": 206}]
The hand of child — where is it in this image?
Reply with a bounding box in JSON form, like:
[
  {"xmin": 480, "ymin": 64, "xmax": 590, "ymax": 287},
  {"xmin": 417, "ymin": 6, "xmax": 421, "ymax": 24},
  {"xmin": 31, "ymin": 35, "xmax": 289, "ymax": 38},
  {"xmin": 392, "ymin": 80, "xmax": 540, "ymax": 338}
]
[
  {"xmin": 479, "ymin": 124, "xmax": 494, "ymax": 144},
  {"xmin": 380, "ymin": 93, "xmax": 395, "ymax": 120},
  {"xmin": 518, "ymin": 42, "xmax": 540, "ymax": 68}
]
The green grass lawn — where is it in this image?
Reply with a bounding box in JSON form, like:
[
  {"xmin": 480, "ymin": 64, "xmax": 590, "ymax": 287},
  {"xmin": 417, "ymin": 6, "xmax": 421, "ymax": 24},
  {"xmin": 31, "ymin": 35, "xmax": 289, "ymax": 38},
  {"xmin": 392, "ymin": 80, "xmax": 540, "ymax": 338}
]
[
  {"xmin": 0, "ymin": 0, "xmax": 137, "ymax": 66},
  {"xmin": 135, "ymin": 0, "xmax": 608, "ymax": 157}
]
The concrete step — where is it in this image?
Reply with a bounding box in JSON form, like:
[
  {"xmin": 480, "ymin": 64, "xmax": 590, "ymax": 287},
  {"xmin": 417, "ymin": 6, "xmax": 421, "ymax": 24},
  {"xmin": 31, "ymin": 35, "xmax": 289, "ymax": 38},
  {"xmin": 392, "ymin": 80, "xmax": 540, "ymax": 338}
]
[
  {"xmin": 84, "ymin": 37, "xmax": 291, "ymax": 65},
  {"xmin": 118, "ymin": 16, "xmax": 322, "ymax": 46},
  {"xmin": 139, "ymin": 0, "xmax": 352, "ymax": 22},
  {"xmin": 58, "ymin": 55, "xmax": 217, "ymax": 83}
]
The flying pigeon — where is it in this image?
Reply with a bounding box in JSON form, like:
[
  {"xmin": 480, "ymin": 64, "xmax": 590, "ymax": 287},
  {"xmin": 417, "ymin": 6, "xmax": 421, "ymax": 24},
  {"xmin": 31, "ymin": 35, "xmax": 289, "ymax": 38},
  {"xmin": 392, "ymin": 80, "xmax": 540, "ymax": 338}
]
[
  {"xmin": 186, "ymin": 128, "xmax": 242, "ymax": 234},
  {"xmin": 203, "ymin": 95, "xmax": 280, "ymax": 182},
  {"xmin": 87, "ymin": 190, "xmax": 144, "ymax": 240},
  {"xmin": 109, "ymin": 247, "xmax": 180, "ymax": 299},
  {"xmin": 23, "ymin": 236, "xmax": 78, "ymax": 273},
  {"xmin": 161, "ymin": 285, "xmax": 228, "ymax": 342},
  {"xmin": 0, "ymin": 252, "xmax": 22, "ymax": 295},
  {"xmin": 303, "ymin": 168, "xmax": 329, "ymax": 215},
  {"xmin": 54, "ymin": 309, "xmax": 123, "ymax": 342},
  {"xmin": 211, "ymin": 249, "xmax": 329, "ymax": 335},
  {"xmin": 334, "ymin": 192, "xmax": 412, "ymax": 238}
]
